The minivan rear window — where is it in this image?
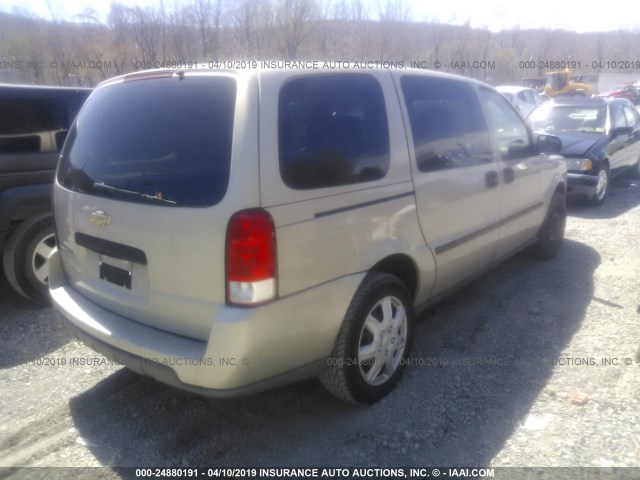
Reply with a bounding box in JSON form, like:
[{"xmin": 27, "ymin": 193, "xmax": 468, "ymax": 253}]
[{"xmin": 57, "ymin": 75, "xmax": 236, "ymax": 207}]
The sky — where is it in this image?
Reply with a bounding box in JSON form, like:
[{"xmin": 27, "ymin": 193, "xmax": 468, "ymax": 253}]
[{"xmin": 0, "ymin": 0, "xmax": 639, "ymax": 33}]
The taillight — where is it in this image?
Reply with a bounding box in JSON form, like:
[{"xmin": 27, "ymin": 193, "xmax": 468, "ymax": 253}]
[{"xmin": 226, "ymin": 209, "xmax": 277, "ymax": 306}]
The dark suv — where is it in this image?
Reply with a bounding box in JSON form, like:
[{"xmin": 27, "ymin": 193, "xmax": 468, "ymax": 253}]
[{"xmin": 1, "ymin": 84, "xmax": 91, "ymax": 303}]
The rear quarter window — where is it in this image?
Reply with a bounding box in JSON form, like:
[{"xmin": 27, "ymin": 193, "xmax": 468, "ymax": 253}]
[
  {"xmin": 278, "ymin": 74, "xmax": 390, "ymax": 190},
  {"xmin": 57, "ymin": 75, "xmax": 236, "ymax": 207}
]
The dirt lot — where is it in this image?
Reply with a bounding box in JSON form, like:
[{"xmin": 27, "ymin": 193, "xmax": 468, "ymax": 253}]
[{"xmin": 1, "ymin": 177, "xmax": 639, "ymax": 478}]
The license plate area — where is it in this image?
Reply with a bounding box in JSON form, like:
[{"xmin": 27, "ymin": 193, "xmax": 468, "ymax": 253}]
[{"xmin": 99, "ymin": 256, "xmax": 132, "ymax": 290}]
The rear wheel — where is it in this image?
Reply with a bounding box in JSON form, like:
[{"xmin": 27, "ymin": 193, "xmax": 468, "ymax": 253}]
[
  {"xmin": 2, "ymin": 214, "xmax": 55, "ymax": 305},
  {"xmin": 531, "ymin": 192, "xmax": 566, "ymax": 260},
  {"xmin": 320, "ymin": 272, "xmax": 414, "ymax": 404}
]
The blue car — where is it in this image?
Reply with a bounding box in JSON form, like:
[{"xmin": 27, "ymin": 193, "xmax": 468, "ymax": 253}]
[{"xmin": 527, "ymin": 97, "xmax": 640, "ymax": 205}]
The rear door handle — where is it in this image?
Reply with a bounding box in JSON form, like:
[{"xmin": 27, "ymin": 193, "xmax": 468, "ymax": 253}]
[
  {"xmin": 503, "ymin": 167, "xmax": 515, "ymax": 183},
  {"xmin": 485, "ymin": 170, "xmax": 499, "ymax": 188}
]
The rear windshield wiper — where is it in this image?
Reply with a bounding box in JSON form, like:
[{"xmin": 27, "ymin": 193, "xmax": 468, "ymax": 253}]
[{"xmin": 92, "ymin": 182, "xmax": 177, "ymax": 205}]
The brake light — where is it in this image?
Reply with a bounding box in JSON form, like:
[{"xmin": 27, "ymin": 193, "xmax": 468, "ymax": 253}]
[{"xmin": 226, "ymin": 209, "xmax": 277, "ymax": 305}]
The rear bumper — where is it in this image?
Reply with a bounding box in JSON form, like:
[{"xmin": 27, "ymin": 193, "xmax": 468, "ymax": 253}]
[
  {"xmin": 49, "ymin": 248, "xmax": 364, "ymax": 396},
  {"xmin": 566, "ymin": 172, "xmax": 598, "ymax": 198}
]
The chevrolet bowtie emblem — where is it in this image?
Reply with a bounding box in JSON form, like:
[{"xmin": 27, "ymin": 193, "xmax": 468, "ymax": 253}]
[{"xmin": 90, "ymin": 210, "xmax": 111, "ymax": 227}]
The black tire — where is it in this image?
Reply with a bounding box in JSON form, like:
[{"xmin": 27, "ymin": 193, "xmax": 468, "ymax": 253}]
[
  {"xmin": 320, "ymin": 272, "xmax": 414, "ymax": 404},
  {"xmin": 2, "ymin": 213, "xmax": 55, "ymax": 305},
  {"xmin": 531, "ymin": 192, "xmax": 566, "ymax": 260},
  {"xmin": 590, "ymin": 166, "xmax": 609, "ymax": 206}
]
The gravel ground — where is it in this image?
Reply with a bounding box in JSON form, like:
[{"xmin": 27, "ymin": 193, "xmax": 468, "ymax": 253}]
[{"xmin": 0, "ymin": 176, "xmax": 639, "ymax": 478}]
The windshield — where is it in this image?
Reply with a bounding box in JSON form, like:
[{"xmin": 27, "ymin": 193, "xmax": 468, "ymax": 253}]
[
  {"xmin": 528, "ymin": 105, "xmax": 606, "ymax": 133},
  {"xmin": 57, "ymin": 75, "xmax": 236, "ymax": 207}
]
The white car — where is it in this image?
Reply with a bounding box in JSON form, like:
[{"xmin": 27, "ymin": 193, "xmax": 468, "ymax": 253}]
[
  {"xmin": 50, "ymin": 67, "xmax": 567, "ymax": 404},
  {"xmin": 497, "ymin": 86, "xmax": 546, "ymax": 117}
]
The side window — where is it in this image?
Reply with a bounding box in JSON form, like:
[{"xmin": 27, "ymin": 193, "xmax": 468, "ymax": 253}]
[
  {"xmin": 0, "ymin": 96, "xmax": 69, "ymax": 154},
  {"xmin": 401, "ymin": 76, "xmax": 493, "ymax": 172},
  {"xmin": 479, "ymin": 88, "xmax": 533, "ymax": 161},
  {"xmin": 623, "ymin": 106, "xmax": 638, "ymax": 128},
  {"xmin": 611, "ymin": 105, "xmax": 626, "ymax": 130},
  {"xmin": 278, "ymin": 74, "xmax": 390, "ymax": 190}
]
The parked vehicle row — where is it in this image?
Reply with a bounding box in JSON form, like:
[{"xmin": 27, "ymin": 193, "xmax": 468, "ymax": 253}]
[
  {"xmin": 502, "ymin": 71, "xmax": 640, "ymax": 105},
  {"xmin": 47, "ymin": 67, "xmax": 567, "ymax": 404}
]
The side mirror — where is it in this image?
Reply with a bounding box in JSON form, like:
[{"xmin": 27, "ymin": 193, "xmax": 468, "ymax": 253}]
[
  {"xmin": 612, "ymin": 126, "xmax": 632, "ymax": 138},
  {"xmin": 536, "ymin": 134, "xmax": 562, "ymax": 154}
]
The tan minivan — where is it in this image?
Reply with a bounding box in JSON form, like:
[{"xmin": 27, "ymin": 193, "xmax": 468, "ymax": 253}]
[{"xmin": 50, "ymin": 67, "xmax": 567, "ymax": 404}]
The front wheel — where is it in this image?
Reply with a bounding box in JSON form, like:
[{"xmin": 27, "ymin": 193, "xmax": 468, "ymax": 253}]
[
  {"xmin": 590, "ymin": 166, "xmax": 609, "ymax": 206},
  {"xmin": 320, "ymin": 272, "xmax": 414, "ymax": 404}
]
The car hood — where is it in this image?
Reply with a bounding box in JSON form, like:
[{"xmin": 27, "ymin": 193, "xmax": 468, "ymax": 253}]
[{"xmin": 554, "ymin": 132, "xmax": 606, "ymax": 157}]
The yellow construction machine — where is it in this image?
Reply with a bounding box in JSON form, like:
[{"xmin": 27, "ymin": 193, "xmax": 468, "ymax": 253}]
[{"xmin": 543, "ymin": 69, "xmax": 593, "ymax": 97}]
